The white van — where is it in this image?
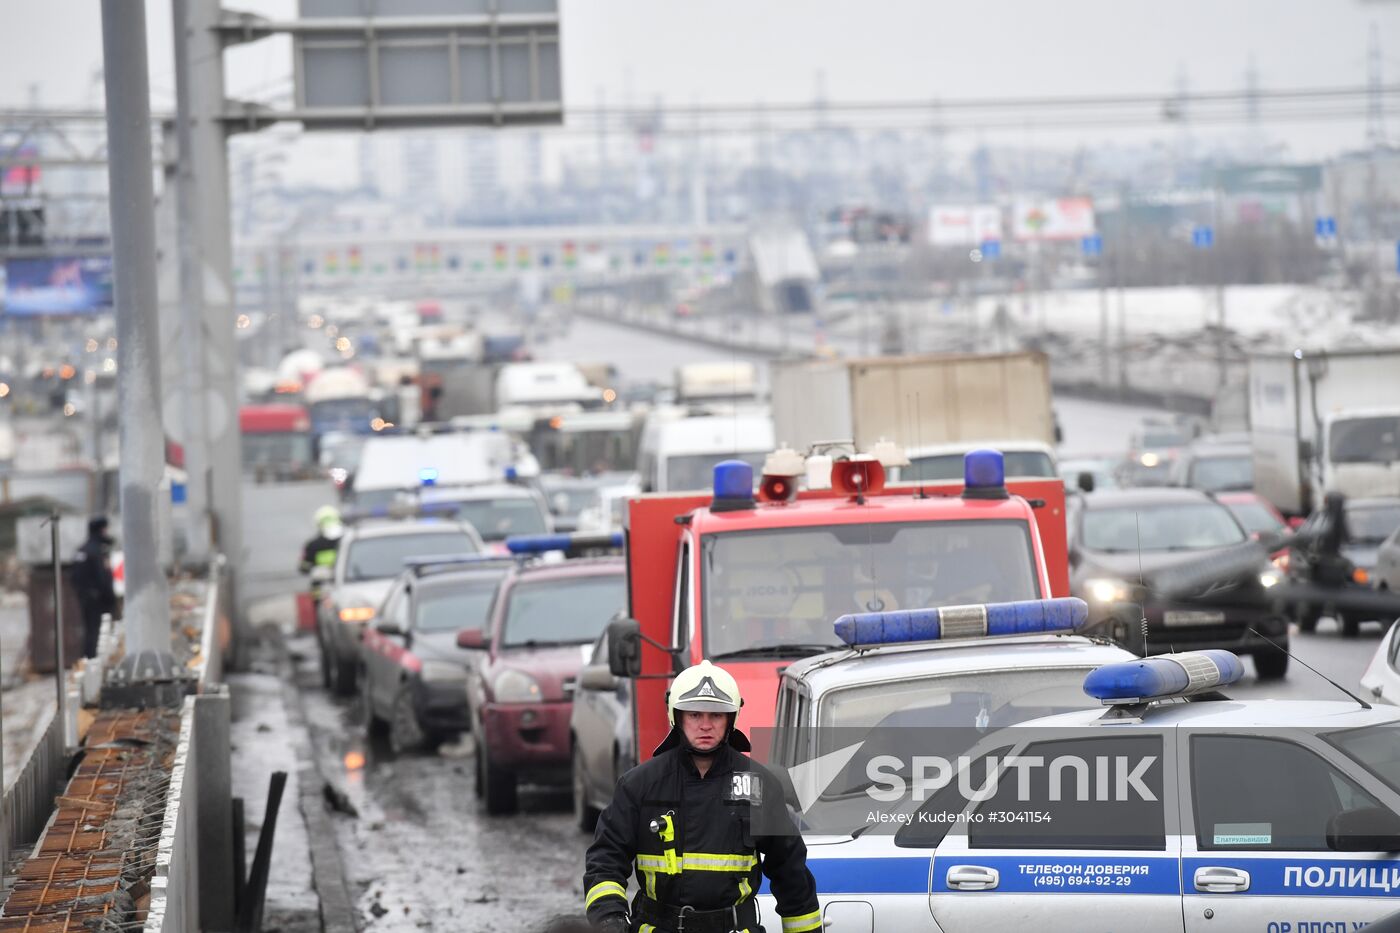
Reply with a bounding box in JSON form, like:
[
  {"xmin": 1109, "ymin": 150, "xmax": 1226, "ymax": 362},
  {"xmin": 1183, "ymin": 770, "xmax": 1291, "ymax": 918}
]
[{"xmin": 638, "ymin": 411, "xmax": 776, "ymax": 493}]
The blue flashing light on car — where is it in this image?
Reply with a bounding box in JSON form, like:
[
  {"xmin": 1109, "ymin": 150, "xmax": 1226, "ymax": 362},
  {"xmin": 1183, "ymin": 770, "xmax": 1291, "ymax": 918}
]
[
  {"xmin": 711, "ymin": 460, "xmax": 756, "ymax": 512},
  {"xmin": 1082, "ymin": 650, "xmax": 1245, "ymax": 704},
  {"xmin": 504, "ymin": 532, "xmax": 625, "ymax": 554},
  {"xmin": 418, "ymin": 467, "xmax": 439, "ymax": 486},
  {"xmin": 833, "ymin": 597, "xmax": 1089, "ymax": 648},
  {"xmin": 962, "ymin": 449, "xmax": 1008, "ymax": 499}
]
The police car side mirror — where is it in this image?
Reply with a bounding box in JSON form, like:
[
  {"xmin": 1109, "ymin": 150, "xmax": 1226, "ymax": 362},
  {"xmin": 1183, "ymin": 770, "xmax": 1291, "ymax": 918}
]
[
  {"xmin": 456, "ymin": 628, "xmax": 487, "ymax": 650},
  {"xmin": 607, "ymin": 617, "xmax": 643, "ymax": 679},
  {"xmin": 1327, "ymin": 806, "xmax": 1400, "ymax": 852}
]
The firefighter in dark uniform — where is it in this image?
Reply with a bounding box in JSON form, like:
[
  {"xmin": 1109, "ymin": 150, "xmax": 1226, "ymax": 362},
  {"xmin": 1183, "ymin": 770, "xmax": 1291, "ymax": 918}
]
[
  {"xmin": 299, "ymin": 506, "xmax": 344, "ymax": 582},
  {"xmin": 583, "ymin": 660, "xmax": 822, "ymax": 933}
]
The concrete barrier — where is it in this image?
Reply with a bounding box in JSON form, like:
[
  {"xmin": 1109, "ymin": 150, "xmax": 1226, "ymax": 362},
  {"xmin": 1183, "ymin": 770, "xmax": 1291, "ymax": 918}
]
[
  {"xmin": 0, "ymin": 704, "xmax": 65, "ymax": 868},
  {"xmin": 144, "ymin": 695, "xmax": 201, "ymax": 933}
]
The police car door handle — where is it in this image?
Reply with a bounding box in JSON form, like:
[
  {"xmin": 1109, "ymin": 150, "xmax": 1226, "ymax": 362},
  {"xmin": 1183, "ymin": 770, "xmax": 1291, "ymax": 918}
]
[
  {"xmin": 1193, "ymin": 867, "xmax": 1250, "ymax": 893},
  {"xmin": 946, "ymin": 865, "xmax": 1000, "ymax": 891}
]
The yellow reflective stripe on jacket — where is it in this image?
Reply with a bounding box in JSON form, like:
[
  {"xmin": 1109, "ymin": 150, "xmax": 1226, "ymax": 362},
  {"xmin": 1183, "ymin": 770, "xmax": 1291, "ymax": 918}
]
[
  {"xmin": 584, "ymin": 881, "xmax": 627, "ymax": 909},
  {"xmin": 681, "ymin": 852, "xmax": 758, "ymax": 872},
  {"xmin": 638, "ymin": 852, "xmax": 757, "ymax": 873},
  {"xmin": 642, "ymin": 869, "xmax": 657, "ymax": 899},
  {"xmin": 782, "ymin": 909, "xmax": 823, "ymax": 933},
  {"xmin": 736, "ymin": 877, "xmax": 753, "ymax": 904},
  {"xmin": 636, "ymin": 851, "xmax": 681, "ymax": 875},
  {"xmin": 640, "ymin": 926, "xmax": 657, "ymax": 933}
]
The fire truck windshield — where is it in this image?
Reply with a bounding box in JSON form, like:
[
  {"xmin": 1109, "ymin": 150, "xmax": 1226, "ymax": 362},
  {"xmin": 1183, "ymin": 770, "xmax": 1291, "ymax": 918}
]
[{"xmin": 701, "ymin": 519, "xmax": 1040, "ymax": 659}]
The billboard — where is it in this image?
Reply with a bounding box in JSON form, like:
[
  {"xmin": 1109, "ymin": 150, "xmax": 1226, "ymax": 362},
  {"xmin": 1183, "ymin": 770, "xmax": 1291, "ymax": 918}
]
[
  {"xmin": 1012, "ymin": 197, "xmax": 1097, "ymax": 241},
  {"xmin": 3, "ymin": 255, "xmax": 114, "ymax": 315},
  {"xmin": 928, "ymin": 205, "xmax": 1003, "ymax": 246}
]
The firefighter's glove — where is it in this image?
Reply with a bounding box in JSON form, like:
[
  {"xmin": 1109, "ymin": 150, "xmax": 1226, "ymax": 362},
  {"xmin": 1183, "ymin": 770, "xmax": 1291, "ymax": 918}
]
[{"xmin": 593, "ymin": 916, "xmax": 629, "ymax": 933}]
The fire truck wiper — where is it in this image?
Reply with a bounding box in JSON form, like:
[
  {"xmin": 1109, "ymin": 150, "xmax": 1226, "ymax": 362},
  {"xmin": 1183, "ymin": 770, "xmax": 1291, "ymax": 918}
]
[{"xmin": 710, "ymin": 643, "xmax": 838, "ymax": 660}]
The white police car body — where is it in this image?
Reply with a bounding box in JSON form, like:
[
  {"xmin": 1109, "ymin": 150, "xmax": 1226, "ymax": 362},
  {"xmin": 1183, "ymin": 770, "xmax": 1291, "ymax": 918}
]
[
  {"xmin": 757, "ymin": 597, "xmax": 1136, "ymax": 931},
  {"xmin": 765, "ymin": 638, "xmax": 1400, "ymax": 932}
]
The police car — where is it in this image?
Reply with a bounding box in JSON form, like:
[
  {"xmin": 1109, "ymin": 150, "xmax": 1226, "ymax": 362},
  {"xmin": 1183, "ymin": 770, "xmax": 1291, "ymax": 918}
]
[{"xmin": 757, "ymin": 605, "xmax": 1400, "ymax": 932}]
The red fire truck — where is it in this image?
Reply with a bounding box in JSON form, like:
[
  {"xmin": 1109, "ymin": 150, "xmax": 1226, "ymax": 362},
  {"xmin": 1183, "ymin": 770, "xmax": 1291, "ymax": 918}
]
[
  {"xmin": 239, "ymin": 404, "xmax": 316, "ymax": 482},
  {"xmin": 605, "ymin": 448, "xmax": 1069, "ymax": 762}
]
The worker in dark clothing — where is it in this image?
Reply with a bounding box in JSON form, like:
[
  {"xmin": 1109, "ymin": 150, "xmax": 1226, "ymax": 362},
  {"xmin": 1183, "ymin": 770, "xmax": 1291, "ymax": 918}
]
[
  {"xmin": 299, "ymin": 505, "xmax": 344, "ymax": 585},
  {"xmin": 71, "ymin": 516, "xmax": 116, "ymax": 659},
  {"xmin": 584, "ymin": 660, "xmax": 822, "ymax": 933}
]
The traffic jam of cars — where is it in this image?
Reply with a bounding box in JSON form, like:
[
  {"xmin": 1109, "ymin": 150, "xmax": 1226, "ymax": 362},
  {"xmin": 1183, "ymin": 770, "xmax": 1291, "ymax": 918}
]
[{"xmin": 279, "ymin": 348, "xmax": 1400, "ymax": 931}]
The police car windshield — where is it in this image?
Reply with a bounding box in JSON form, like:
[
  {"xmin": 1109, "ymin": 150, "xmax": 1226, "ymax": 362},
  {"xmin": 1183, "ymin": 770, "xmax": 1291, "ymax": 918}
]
[
  {"xmin": 501, "ymin": 575, "xmax": 626, "ymax": 648},
  {"xmin": 701, "ymin": 520, "xmax": 1039, "ymax": 658},
  {"xmin": 815, "ymin": 668, "xmax": 1098, "ymax": 791},
  {"xmin": 1323, "ymin": 724, "xmax": 1400, "ymax": 793},
  {"xmin": 1081, "ymin": 503, "xmax": 1246, "ymax": 553},
  {"xmin": 903, "ymin": 451, "xmax": 1055, "ymax": 482},
  {"xmin": 448, "ymin": 498, "xmax": 549, "ymax": 541},
  {"xmin": 416, "ymin": 577, "xmax": 503, "ymax": 633},
  {"xmin": 345, "ymin": 532, "xmax": 478, "ymax": 581}
]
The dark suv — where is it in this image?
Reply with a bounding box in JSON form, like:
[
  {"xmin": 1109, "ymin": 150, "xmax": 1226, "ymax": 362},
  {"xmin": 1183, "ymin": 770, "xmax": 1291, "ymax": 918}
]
[{"xmin": 1068, "ymin": 487, "xmax": 1290, "ymax": 678}]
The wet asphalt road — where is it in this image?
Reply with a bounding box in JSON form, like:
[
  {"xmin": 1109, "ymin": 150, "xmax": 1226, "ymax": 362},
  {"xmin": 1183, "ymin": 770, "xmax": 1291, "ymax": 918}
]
[{"xmin": 290, "ymin": 635, "xmax": 587, "ymax": 933}]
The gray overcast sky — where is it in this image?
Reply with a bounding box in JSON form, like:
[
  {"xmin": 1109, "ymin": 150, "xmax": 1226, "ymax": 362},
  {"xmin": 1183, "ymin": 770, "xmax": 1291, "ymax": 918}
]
[{"xmin": 2, "ymin": 1, "xmax": 1397, "ymax": 164}]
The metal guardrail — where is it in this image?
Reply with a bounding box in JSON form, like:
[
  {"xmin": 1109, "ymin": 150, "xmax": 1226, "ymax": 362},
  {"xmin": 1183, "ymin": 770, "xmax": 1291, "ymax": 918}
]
[
  {"xmin": 1, "ymin": 704, "xmax": 66, "ymax": 866},
  {"xmin": 143, "ymin": 695, "xmax": 200, "ymax": 933}
]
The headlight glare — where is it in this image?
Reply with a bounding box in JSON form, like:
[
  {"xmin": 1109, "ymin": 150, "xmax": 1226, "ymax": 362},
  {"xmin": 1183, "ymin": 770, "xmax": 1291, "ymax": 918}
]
[
  {"xmin": 493, "ymin": 668, "xmax": 543, "ymax": 703},
  {"xmin": 1086, "ymin": 577, "xmax": 1131, "ymax": 604}
]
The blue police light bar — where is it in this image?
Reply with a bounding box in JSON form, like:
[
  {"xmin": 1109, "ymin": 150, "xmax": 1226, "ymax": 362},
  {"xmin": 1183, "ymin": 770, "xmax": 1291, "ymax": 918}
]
[
  {"xmin": 419, "ymin": 467, "xmax": 439, "ymax": 486},
  {"xmin": 962, "ymin": 449, "xmax": 1008, "ymax": 500},
  {"xmin": 504, "ymin": 531, "xmax": 625, "ymax": 554},
  {"xmin": 833, "ymin": 597, "xmax": 1089, "ymax": 648},
  {"xmin": 1083, "ymin": 650, "xmax": 1245, "ymax": 704}
]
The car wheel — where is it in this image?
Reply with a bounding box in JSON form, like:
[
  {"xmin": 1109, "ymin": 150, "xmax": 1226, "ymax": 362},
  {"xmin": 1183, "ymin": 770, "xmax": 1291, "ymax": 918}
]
[
  {"xmin": 479, "ymin": 737, "xmax": 518, "ymax": 815},
  {"xmin": 318, "ymin": 631, "xmax": 333, "ymax": 689},
  {"xmin": 1254, "ymin": 646, "xmax": 1290, "ymax": 680},
  {"xmin": 359, "ymin": 671, "xmax": 387, "ymax": 738},
  {"xmin": 388, "ymin": 685, "xmax": 426, "ymax": 757},
  {"xmin": 472, "ymin": 736, "xmax": 485, "ymax": 799},
  {"xmin": 572, "ymin": 744, "xmax": 599, "ymax": 833},
  {"xmin": 1296, "ymin": 603, "xmax": 1320, "ymax": 633},
  {"xmin": 332, "ymin": 649, "xmax": 358, "ymax": 698}
]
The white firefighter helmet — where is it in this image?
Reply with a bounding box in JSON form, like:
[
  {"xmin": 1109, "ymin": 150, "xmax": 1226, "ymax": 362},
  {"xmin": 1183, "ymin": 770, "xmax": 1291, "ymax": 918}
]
[{"xmin": 666, "ymin": 660, "xmax": 743, "ymax": 726}]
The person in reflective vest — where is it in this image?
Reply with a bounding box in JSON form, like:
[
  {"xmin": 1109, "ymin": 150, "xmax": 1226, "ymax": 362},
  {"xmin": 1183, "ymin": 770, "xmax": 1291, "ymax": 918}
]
[
  {"xmin": 583, "ymin": 660, "xmax": 821, "ymax": 933},
  {"xmin": 299, "ymin": 506, "xmax": 344, "ymax": 582}
]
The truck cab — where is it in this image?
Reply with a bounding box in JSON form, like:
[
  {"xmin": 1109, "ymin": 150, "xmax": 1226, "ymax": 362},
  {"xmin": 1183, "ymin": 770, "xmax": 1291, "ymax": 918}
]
[{"xmin": 609, "ymin": 448, "xmax": 1069, "ymax": 762}]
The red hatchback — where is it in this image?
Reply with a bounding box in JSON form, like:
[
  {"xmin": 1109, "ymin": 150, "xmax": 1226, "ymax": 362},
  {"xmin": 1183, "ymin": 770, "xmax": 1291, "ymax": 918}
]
[{"xmin": 461, "ymin": 558, "xmax": 626, "ymax": 814}]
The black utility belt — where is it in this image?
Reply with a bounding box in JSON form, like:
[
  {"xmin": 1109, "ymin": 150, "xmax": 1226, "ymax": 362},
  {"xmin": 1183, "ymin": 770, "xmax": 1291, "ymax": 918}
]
[{"xmin": 634, "ymin": 895, "xmax": 760, "ymax": 933}]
